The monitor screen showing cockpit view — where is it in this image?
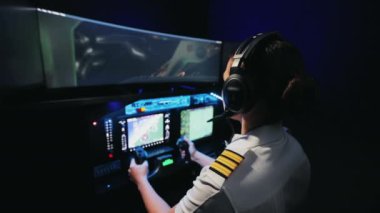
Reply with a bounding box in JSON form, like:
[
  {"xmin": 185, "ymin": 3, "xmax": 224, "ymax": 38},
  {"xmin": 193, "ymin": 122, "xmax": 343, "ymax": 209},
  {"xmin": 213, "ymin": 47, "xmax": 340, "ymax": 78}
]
[
  {"xmin": 37, "ymin": 8, "xmax": 222, "ymax": 88},
  {"xmin": 180, "ymin": 106, "xmax": 214, "ymax": 141},
  {"xmin": 127, "ymin": 114, "xmax": 164, "ymax": 149}
]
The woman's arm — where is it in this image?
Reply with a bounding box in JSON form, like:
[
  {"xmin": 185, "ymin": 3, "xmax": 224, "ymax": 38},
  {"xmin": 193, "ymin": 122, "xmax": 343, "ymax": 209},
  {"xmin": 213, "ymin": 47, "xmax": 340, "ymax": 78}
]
[
  {"xmin": 181, "ymin": 138, "xmax": 214, "ymax": 167},
  {"xmin": 129, "ymin": 159, "xmax": 175, "ymax": 213},
  {"xmin": 190, "ymin": 150, "xmax": 214, "ymax": 167},
  {"xmin": 129, "ymin": 138, "xmax": 217, "ymax": 213},
  {"xmin": 130, "ymin": 151, "xmax": 224, "ymax": 213}
]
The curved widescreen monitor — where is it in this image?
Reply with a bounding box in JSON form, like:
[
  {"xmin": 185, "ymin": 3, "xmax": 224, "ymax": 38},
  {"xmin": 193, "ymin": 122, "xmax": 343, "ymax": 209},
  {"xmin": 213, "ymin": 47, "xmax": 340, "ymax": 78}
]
[{"xmin": 37, "ymin": 8, "xmax": 222, "ymax": 88}]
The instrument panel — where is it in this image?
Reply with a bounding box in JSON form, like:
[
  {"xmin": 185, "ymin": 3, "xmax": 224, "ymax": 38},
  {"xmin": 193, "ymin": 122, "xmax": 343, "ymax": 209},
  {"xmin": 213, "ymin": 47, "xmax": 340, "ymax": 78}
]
[{"xmin": 89, "ymin": 93, "xmax": 225, "ymax": 193}]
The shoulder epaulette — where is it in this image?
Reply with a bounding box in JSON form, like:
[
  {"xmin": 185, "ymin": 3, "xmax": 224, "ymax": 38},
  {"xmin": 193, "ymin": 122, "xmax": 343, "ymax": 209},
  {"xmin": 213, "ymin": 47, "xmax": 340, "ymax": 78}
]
[{"xmin": 209, "ymin": 149, "xmax": 244, "ymax": 179}]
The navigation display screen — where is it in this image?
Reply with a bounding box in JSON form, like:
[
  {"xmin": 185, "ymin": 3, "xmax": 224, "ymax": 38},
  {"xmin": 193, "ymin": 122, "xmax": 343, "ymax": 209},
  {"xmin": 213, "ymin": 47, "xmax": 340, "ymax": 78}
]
[
  {"xmin": 180, "ymin": 106, "xmax": 214, "ymax": 141},
  {"xmin": 127, "ymin": 114, "xmax": 164, "ymax": 149}
]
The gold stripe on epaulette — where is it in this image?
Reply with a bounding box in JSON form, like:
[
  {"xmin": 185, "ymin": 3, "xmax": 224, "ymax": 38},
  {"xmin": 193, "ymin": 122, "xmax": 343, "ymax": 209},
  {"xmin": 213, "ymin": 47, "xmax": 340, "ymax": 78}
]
[
  {"xmin": 222, "ymin": 149, "xmax": 244, "ymax": 163},
  {"xmin": 210, "ymin": 161, "xmax": 232, "ymax": 178},
  {"xmin": 209, "ymin": 149, "xmax": 244, "ymax": 179},
  {"xmin": 216, "ymin": 155, "xmax": 238, "ymax": 170}
]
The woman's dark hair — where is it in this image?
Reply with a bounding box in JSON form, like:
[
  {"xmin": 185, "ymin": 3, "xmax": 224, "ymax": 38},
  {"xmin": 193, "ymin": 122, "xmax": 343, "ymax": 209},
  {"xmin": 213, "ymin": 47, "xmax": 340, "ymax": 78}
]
[{"xmin": 245, "ymin": 39, "xmax": 316, "ymax": 123}]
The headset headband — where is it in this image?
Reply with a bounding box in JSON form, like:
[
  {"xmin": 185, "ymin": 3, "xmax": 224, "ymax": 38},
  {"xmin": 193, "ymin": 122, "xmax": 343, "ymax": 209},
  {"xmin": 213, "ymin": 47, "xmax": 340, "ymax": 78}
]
[{"xmin": 231, "ymin": 32, "xmax": 282, "ymax": 73}]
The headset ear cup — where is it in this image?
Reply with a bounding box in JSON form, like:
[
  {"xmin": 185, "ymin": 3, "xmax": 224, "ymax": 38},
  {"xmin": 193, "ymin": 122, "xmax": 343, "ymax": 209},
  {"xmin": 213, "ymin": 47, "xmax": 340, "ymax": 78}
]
[
  {"xmin": 222, "ymin": 74, "xmax": 248, "ymax": 113},
  {"xmin": 223, "ymin": 32, "xmax": 281, "ymax": 114}
]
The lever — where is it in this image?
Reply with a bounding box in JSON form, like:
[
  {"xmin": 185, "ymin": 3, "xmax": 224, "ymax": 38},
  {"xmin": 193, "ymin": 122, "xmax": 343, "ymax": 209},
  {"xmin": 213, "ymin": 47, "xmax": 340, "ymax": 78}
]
[{"xmin": 176, "ymin": 137, "xmax": 191, "ymax": 163}]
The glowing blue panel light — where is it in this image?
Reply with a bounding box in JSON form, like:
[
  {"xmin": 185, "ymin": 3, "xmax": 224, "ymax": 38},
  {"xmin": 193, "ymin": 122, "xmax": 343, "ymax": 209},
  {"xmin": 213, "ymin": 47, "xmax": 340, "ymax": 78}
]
[
  {"xmin": 125, "ymin": 96, "xmax": 191, "ymax": 115},
  {"xmin": 210, "ymin": 92, "xmax": 223, "ymax": 101},
  {"xmin": 124, "ymin": 93, "xmax": 219, "ymax": 116}
]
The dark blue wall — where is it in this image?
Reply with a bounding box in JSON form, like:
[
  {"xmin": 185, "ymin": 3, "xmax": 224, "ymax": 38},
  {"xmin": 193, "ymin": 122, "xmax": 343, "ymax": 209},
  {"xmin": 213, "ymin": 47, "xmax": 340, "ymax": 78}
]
[{"xmin": 208, "ymin": 0, "xmax": 379, "ymax": 211}]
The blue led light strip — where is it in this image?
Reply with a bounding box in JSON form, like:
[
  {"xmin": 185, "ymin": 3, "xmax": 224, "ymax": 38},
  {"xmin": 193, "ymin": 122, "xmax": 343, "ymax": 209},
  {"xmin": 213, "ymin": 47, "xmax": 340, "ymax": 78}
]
[{"xmin": 125, "ymin": 93, "xmax": 219, "ymax": 115}]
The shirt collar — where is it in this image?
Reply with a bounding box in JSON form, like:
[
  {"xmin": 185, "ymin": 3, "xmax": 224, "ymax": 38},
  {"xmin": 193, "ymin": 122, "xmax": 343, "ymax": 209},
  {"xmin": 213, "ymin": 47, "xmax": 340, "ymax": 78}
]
[{"xmin": 231, "ymin": 123, "xmax": 285, "ymax": 146}]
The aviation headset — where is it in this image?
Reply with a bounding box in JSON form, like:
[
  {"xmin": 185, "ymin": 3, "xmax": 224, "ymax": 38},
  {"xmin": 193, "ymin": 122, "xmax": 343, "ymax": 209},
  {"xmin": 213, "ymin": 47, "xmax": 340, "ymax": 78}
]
[{"xmin": 222, "ymin": 32, "xmax": 283, "ymax": 114}]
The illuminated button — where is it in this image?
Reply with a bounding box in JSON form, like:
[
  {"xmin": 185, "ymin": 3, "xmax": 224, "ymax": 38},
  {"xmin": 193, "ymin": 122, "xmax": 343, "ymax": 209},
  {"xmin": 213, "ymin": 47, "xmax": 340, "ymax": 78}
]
[
  {"xmin": 162, "ymin": 158, "xmax": 174, "ymax": 167},
  {"xmin": 137, "ymin": 107, "xmax": 146, "ymax": 113},
  {"xmin": 108, "ymin": 153, "xmax": 114, "ymax": 159}
]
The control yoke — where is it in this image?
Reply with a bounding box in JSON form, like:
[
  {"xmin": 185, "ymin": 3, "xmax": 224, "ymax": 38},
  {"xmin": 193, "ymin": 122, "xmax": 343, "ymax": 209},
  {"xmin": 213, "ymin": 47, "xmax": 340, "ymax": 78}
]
[{"xmin": 176, "ymin": 137, "xmax": 191, "ymax": 164}]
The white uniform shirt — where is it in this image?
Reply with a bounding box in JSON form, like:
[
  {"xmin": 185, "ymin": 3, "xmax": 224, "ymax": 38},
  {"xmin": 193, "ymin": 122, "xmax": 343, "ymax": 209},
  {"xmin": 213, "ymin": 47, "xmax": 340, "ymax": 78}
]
[{"xmin": 175, "ymin": 124, "xmax": 310, "ymax": 213}]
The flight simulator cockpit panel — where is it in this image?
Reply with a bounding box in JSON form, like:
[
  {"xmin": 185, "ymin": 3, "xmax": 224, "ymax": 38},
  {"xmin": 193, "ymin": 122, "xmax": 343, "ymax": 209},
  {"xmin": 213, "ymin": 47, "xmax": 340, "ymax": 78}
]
[{"xmin": 89, "ymin": 93, "xmax": 224, "ymax": 193}]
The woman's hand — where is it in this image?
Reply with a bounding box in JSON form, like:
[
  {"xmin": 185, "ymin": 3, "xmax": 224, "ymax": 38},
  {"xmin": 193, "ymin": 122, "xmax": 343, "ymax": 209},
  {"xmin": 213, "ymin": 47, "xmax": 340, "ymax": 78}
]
[
  {"xmin": 180, "ymin": 137, "xmax": 215, "ymax": 167},
  {"xmin": 180, "ymin": 137, "xmax": 197, "ymax": 161},
  {"xmin": 129, "ymin": 158, "xmax": 149, "ymax": 185}
]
